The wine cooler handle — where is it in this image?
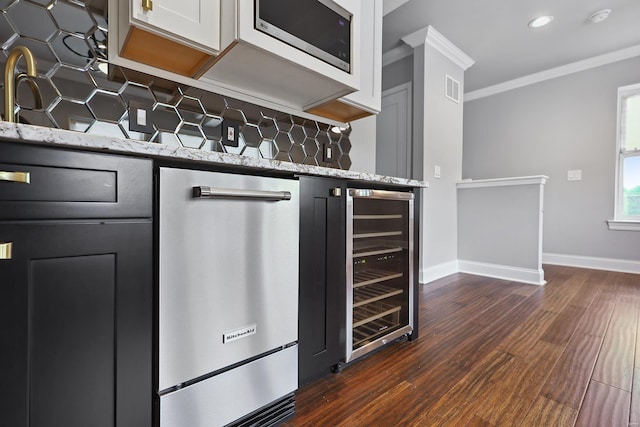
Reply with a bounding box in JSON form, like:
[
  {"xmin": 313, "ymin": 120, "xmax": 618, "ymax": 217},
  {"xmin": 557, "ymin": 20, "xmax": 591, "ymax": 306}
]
[
  {"xmin": 192, "ymin": 186, "xmax": 292, "ymax": 201},
  {"xmin": 0, "ymin": 242, "xmax": 12, "ymax": 260},
  {"xmin": 0, "ymin": 171, "xmax": 30, "ymax": 184}
]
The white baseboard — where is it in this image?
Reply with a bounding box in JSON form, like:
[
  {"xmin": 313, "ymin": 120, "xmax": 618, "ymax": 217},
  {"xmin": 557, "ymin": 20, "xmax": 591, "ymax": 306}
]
[
  {"xmin": 457, "ymin": 260, "xmax": 546, "ymax": 286},
  {"xmin": 420, "ymin": 260, "xmax": 459, "ymax": 284},
  {"xmin": 419, "ymin": 254, "xmax": 640, "ymax": 287},
  {"xmin": 542, "ymin": 253, "xmax": 640, "ymax": 274}
]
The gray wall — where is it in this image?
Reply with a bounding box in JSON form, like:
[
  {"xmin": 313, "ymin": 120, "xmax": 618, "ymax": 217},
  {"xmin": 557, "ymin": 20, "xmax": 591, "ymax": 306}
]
[
  {"xmin": 463, "ymin": 56, "xmax": 640, "ymax": 261},
  {"xmin": 380, "ymin": 41, "xmax": 465, "ymax": 282},
  {"xmin": 420, "ymin": 46, "xmax": 465, "ymax": 275},
  {"xmin": 395, "ymin": 41, "xmax": 465, "ymax": 282},
  {"xmin": 382, "ymin": 55, "xmax": 413, "ymax": 92}
]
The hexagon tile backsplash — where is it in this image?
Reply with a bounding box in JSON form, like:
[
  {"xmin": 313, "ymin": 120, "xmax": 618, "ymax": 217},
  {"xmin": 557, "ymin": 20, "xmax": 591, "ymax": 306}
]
[{"xmin": 0, "ymin": 0, "xmax": 352, "ymax": 169}]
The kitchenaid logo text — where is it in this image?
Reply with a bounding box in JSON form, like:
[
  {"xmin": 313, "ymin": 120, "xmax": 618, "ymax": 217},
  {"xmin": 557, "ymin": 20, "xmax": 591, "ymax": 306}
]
[{"xmin": 223, "ymin": 324, "xmax": 257, "ymax": 343}]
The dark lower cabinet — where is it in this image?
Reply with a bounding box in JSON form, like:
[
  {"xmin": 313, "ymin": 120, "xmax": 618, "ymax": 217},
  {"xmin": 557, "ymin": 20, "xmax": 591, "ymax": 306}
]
[
  {"xmin": 298, "ymin": 176, "xmax": 346, "ymax": 386},
  {"xmin": 0, "ymin": 222, "xmax": 152, "ymax": 427},
  {"xmin": 0, "ymin": 142, "xmax": 152, "ymax": 427}
]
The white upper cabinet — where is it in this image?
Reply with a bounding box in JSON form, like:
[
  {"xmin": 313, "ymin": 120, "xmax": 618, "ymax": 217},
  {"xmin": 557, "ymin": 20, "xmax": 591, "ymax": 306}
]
[
  {"xmin": 341, "ymin": 0, "xmax": 382, "ymax": 115},
  {"xmin": 108, "ymin": 0, "xmax": 379, "ymax": 123},
  {"xmin": 129, "ymin": 0, "xmax": 221, "ymax": 53},
  {"xmin": 307, "ymin": 0, "xmax": 382, "ymax": 122},
  {"xmin": 198, "ymin": 0, "xmax": 361, "ymax": 114},
  {"xmin": 111, "ymin": 0, "xmax": 221, "ymax": 78}
]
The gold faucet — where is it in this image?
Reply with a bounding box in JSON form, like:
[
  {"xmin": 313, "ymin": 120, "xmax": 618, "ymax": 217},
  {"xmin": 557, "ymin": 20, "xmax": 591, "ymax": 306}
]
[
  {"xmin": 3, "ymin": 46, "xmax": 42, "ymax": 123},
  {"xmin": 15, "ymin": 72, "xmax": 43, "ymax": 110}
]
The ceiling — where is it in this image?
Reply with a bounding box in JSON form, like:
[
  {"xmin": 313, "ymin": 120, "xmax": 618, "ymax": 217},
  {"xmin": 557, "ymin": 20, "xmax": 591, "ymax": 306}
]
[{"xmin": 382, "ymin": 0, "xmax": 640, "ymax": 93}]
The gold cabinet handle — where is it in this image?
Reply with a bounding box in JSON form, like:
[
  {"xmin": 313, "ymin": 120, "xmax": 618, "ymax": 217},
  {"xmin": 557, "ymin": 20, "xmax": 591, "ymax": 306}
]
[
  {"xmin": 142, "ymin": 0, "xmax": 153, "ymax": 11},
  {"xmin": 0, "ymin": 242, "xmax": 12, "ymax": 260},
  {"xmin": 331, "ymin": 187, "xmax": 342, "ymax": 197},
  {"xmin": 0, "ymin": 171, "xmax": 30, "ymax": 184}
]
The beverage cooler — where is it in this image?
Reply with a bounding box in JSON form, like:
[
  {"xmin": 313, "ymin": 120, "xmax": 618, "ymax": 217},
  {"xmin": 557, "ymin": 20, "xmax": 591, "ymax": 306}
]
[{"xmin": 346, "ymin": 188, "xmax": 414, "ymax": 363}]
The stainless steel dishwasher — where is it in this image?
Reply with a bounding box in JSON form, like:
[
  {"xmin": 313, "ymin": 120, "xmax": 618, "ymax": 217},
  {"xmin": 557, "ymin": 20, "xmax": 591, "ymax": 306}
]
[{"xmin": 158, "ymin": 167, "xmax": 299, "ymax": 426}]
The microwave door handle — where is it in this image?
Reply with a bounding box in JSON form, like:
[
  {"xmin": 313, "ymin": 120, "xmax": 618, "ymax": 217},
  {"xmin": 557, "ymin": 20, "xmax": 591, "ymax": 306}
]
[{"xmin": 192, "ymin": 186, "xmax": 292, "ymax": 201}]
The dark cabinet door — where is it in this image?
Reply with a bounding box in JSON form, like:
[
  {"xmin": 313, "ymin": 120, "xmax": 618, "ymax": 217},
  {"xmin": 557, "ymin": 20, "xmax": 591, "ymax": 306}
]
[
  {"xmin": 0, "ymin": 221, "xmax": 152, "ymax": 427},
  {"xmin": 298, "ymin": 176, "xmax": 346, "ymax": 386}
]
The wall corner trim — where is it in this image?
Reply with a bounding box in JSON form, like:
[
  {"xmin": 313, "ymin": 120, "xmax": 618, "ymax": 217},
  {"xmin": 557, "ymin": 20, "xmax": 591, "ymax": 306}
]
[
  {"xmin": 543, "ymin": 253, "xmax": 640, "ymax": 274},
  {"xmin": 400, "ymin": 25, "xmax": 475, "ymax": 71},
  {"xmin": 458, "ymin": 260, "xmax": 546, "ymax": 286}
]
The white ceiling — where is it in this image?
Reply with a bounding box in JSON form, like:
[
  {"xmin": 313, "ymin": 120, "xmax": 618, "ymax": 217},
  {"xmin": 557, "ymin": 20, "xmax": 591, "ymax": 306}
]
[{"xmin": 382, "ymin": 0, "xmax": 640, "ymax": 93}]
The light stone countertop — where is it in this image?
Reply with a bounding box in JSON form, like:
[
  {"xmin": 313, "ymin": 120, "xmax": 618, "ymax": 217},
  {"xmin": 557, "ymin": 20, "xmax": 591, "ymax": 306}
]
[{"xmin": 0, "ymin": 122, "xmax": 428, "ymax": 188}]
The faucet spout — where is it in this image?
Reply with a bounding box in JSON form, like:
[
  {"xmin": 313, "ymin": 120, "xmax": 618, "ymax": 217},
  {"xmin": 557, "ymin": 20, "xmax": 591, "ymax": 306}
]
[
  {"xmin": 16, "ymin": 72, "xmax": 43, "ymax": 110},
  {"xmin": 3, "ymin": 46, "xmax": 40, "ymax": 123}
]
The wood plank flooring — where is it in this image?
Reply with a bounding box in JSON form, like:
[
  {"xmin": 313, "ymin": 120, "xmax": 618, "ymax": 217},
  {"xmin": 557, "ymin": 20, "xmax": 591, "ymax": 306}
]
[{"xmin": 284, "ymin": 265, "xmax": 640, "ymax": 426}]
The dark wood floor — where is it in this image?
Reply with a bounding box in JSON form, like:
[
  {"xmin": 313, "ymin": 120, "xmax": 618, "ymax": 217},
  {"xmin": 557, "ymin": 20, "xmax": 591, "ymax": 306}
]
[{"xmin": 284, "ymin": 265, "xmax": 640, "ymax": 426}]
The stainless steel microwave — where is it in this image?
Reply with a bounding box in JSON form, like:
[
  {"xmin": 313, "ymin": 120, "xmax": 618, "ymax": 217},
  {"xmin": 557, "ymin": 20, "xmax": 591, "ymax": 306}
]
[{"xmin": 255, "ymin": 0, "xmax": 352, "ymax": 72}]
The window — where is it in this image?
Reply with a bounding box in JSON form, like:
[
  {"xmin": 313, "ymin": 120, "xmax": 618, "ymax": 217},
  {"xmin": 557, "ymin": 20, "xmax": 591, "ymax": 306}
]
[{"xmin": 610, "ymin": 83, "xmax": 640, "ymax": 230}]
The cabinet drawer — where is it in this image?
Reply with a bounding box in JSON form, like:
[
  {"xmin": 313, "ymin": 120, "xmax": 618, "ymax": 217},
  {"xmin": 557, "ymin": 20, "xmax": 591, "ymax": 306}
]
[{"xmin": 0, "ymin": 142, "xmax": 151, "ymax": 219}]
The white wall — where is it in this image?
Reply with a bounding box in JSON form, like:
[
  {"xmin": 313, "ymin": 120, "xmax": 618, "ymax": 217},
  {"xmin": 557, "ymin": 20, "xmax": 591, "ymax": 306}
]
[
  {"xmin": 463, "ymin": 56, "xmax": 640, "ymax": 264},
  {"xmin": 458, "ymin": 184, "xmax": 542, "ymax": 269},
  {"xmin": 457, "ymin": 177, "xmax": 547, "ymax": 285},
  {"xmin": 348, "ymin": 114, "xmax": 377, "ymax": 173}
]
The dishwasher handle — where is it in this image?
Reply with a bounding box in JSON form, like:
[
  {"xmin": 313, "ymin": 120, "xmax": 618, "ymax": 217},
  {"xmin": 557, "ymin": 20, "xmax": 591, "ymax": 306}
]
[{"xmin": 192, "ymin": 186, "xmax": 292, "ymax": 201}]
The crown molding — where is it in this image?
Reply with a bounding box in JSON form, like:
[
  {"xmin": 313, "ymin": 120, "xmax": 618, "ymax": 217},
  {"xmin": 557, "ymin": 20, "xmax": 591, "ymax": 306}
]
[
  {"xmin": 382, "ymin": 44, "xmax": 413, "ymax": 67},
  {"xmin": 400, "ymin": 26, "xmax": 474, "ymax": 71},
  {"xmin": 425, "ymin": 26, "xmax": 475, "ymax": 71},
  {"xmin": 465, "ymin": 44, "xmax": 640, "ymax": 102},
  {"xmin": 401, "ymin": 26, "xmax": 429, "ymax": 49}
]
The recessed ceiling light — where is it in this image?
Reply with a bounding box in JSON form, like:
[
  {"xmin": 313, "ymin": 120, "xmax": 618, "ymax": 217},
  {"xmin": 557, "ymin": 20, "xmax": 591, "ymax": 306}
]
[
  {"xmin": 528, "ymin": 15, "xmax": 554, "ymax": 28},
  {"xmin": 589, "ymin": 9, "xmax": 611, "ymax": 24}
]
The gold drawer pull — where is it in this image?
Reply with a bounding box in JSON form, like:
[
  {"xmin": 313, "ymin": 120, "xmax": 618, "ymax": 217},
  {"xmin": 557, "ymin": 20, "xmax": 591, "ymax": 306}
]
[
  {"xmin": 142, "ymin": 0, "xmax": 153, "ymax": 11},
  {"xmin": 0, "ymin": 171, "xmax": 30, "ymax": 184},
  {"xmin": 0, "ymin": 242, "xmax": 12, "ymax": 260}
]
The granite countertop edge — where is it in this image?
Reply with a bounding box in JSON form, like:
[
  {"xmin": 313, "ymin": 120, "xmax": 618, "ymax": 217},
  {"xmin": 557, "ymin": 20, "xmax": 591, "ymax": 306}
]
[{"xmin": 0, "ymin": 123, "xmax": 428, "ymax": 188}]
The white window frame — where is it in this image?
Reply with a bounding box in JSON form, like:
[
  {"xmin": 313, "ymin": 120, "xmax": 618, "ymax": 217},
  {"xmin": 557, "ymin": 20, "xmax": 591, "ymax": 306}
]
[{"xmin": 608, "ymin": 83, "xmax": 640, "ymax": 231}]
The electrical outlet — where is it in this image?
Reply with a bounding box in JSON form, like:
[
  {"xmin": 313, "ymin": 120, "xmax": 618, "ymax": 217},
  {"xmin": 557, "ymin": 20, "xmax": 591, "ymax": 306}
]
[
  {"xmin": 128, "ymin": 101, "xmax": 155, "ymax": 134},
  {"xmin": 567, "ymin": 170, "xmax": 582, "ymax": 181},
  {"xmin": 222, "ymin": 120, "xmax": 240, "ymax": 147},
  {"xmin": 323, "ymin": 143, "xmax": 334, "ymax": 162},
  {"xmin": 434, "ymin": 165, "xmax": 441, "ymax": 179}
]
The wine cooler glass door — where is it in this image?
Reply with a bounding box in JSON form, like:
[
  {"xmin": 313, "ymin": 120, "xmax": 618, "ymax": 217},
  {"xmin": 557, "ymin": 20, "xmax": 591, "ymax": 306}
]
[{"xmin": 346, "ymin": 189, "xmax": 414, "ymax": 362}]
